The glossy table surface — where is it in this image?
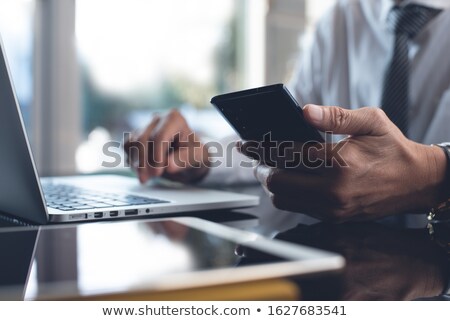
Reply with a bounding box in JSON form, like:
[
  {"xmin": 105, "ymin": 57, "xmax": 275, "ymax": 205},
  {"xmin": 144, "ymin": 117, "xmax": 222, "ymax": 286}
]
[{"xmin": 0, "ymin": 184, "xmax": 449, "ymax": 301}]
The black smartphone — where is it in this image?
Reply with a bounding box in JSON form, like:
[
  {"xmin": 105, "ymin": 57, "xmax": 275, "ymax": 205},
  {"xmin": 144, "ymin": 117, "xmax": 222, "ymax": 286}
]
[{"xmin": 211, "ymin": 84, "xmax": 324, "ymax": 142}]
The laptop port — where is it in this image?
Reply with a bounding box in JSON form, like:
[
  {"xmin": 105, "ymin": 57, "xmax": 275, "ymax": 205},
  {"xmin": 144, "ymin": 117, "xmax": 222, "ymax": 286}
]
[
  {"xmin": 70, "ymin": 214, "xmax": 88, "ymax": 220},
  {"xmin": 109, "ymin": 211, "xmax": 119, "ymax": 217},
  {"xmin": 125, "ymin": 209, "xmax": 138, "ymax": 216},
  {"xmin": 94, "ymin": 212, "xmax": 103, "ymax": 218}
]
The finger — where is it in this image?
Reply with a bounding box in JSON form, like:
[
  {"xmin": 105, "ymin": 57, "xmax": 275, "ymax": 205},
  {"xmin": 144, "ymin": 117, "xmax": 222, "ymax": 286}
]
[
  {"xmin": 269, "ymin": 193, "xmax": 348, "ymax": 223},
  {"xmin": 124, "ymin": 132, "xmax": 139, "ymax": 165},
  {"xmin": 236, "ymin": 140, "xmax": 261, "ymax": 160},
  {"xmin": 136, "ymin": 115, "xmax": 161, "ymax": 183},
  {"xmin": 168, "ymin": 140, "xmax": 208, "ymax": 171},
  {"xmin": 303, "ymin": 104, "xmax": 392, "ymax": 136},
  {"xmin": 239, "ymin": 140, "xmax": 313, "ymax": 168},
  {"xmin": 124, "ymin": 133, "xmax": 136, "ymax": 167},
  {"xmin": 162, "ymin": 149, "xmax": 199, "ymax": 184},
  {"xmin": 150, "ymin": 110, "xmax": 190, "ymax": 176},
  {"xmin": 241, "ymin": 140, "xmax": 348, "ymax": 171},
  {"xmin": 269, "ymin": 192, "xmax": 329, "ymax": 221},
  {"xmin": 254, "ymin": 165, "xmax": 329, "ymax": 197},
  {"xmin": 166, "ymin": 149, "xmax": 190, "ymax": 174},
  {"xmin": 254, "ymin": 165, "xmax": 343, "ymax": 206},
  {"xmin": 256, "ymin": 165, "xmax": 357, "ymax": 221}
]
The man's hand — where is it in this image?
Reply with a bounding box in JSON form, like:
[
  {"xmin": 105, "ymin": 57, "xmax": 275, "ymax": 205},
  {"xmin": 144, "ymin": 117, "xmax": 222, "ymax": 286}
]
[
  {"xmin": 124, "ymin": 109, "xmax": 209, "ymax": 184},
  {"xmin": 239, "ymin": 104, "xmax": 448, "ymax": 222}
]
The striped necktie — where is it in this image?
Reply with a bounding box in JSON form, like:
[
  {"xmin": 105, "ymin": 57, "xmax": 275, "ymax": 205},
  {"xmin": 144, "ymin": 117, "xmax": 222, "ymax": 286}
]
[{"xmin": 381, "ymin": 4, "xmax": 441, "ymax": 136}]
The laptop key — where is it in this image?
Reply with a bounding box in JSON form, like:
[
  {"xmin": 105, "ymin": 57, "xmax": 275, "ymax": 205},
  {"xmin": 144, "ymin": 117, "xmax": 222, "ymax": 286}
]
[
  {"xmin": 63, "ymin": 203, "xmax": 84, "ymax": 207},
  {"xmin": 101, "ymin": 200, "xmax": 130, "ymax": 206},
  {"xmin": 84, "ymin": 202, "xmax": 112, "ymax": 208},
  {"xmin": 50, "ymin": 207, "xmax": 73, "ymax": 211},
  {"xmin": 70, "ymin": 205, "xmax": 93, "ymax": 210}
]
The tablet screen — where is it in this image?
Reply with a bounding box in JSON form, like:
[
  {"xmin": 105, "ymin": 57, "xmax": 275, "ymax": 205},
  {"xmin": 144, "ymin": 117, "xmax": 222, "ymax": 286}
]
[{"xmin": 12, "ymin": 219, "xmax": 287, "ymax": 299}]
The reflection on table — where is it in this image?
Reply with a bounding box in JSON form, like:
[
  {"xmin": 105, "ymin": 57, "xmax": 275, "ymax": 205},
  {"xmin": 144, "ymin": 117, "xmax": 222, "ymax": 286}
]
[
  {"xmin": 274, "ymin": 222, "xmax": 449, "ymax": 300},
  {"xmin": 0, "ymin": 184, "xmax": 448, "ymax": 301}
]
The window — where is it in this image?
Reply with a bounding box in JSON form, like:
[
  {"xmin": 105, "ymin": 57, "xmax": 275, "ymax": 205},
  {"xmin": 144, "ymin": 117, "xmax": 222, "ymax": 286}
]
[
  {"xmin": 0, "ymin": 0, "xmax": 34, "ymax": 131},
  {"xmin": 75, "ymin": 0, "xmax": 247, "ymax": 172},
  {"xmin": 0, "ymin": 0, "xmax": 336, "ymax": 175}
]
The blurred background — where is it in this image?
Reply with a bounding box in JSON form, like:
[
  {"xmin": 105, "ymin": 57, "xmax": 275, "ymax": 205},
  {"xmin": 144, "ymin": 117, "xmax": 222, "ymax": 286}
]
[{"xmin": 0, "ymin": 0, "xmax": 335, "ymax": 176}]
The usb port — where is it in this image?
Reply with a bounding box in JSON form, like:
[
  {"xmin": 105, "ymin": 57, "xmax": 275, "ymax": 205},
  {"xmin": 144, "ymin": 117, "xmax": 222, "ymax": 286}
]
[
  {"xmin": 70, "ymin": 214, "xmax": 87, "ymax": 220},
  {"xmin": 94, "ymin": 212, "xmax": 103, "ymax": 218},
  {"xmin": 125, "ymin": 209, "xmax": 138, "ymax": 216},
  {"xmin": 109, "ymin": 211, "xmax": 119, "ymax": 217}
]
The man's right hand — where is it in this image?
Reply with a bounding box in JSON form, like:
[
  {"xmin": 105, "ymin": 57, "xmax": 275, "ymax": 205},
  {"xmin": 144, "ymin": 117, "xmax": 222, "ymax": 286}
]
[
  {"xmin": 124, "ymin": 109, "xmax": 210, "ymax": 184},
  {"xmin": 239, "ymin": 104, "xmax": 448, "ymax": 221}
]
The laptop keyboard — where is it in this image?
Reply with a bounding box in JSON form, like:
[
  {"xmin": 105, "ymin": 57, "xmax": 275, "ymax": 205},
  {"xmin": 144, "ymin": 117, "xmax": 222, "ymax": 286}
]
[{"xmin": 43, "ymin": 184, "xmax": 169, "ymax": 211}]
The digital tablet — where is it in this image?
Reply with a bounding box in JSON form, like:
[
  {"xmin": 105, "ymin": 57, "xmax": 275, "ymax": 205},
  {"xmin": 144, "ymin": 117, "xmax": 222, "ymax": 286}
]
[{"xmin": 0, "ymin": 217, "xmax": 344, "ymax": 300}]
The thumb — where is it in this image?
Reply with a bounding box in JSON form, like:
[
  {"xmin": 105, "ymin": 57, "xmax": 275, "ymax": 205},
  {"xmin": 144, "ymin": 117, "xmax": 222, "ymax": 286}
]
[{"xmin": 303, "ymin": 104, "xmax": 390, "ymax": 136}]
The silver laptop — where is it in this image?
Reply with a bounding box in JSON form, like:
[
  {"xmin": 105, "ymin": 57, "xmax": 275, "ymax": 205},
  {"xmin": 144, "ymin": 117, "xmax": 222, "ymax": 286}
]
[{"xmin": 0, "ymin": 38, "xmax": 258, "ymax": 225}]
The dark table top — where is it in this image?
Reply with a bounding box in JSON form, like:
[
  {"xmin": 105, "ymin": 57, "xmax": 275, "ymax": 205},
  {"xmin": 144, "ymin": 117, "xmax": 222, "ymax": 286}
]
[{"xmin": 0, "ymin": 184, "xmax": 449, "ymax": 301}]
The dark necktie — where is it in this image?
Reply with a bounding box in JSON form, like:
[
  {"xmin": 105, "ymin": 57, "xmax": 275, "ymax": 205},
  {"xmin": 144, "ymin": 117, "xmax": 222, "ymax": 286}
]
[{"xmin": 381, "ymin": 4, "xmax": 441, "ymax": 136}]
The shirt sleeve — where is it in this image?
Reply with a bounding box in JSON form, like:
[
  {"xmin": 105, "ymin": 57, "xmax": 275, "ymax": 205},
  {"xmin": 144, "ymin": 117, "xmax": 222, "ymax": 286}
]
[
  {"xmin": 199, "ymin": 134, "xmax": 257, "ymax": 186},
  {"xmin": 287, "ymin": 10, "xmax": 328, "ymax": 106},
  {"xmin": 288, "ymin": 2, "xmax": 348, "ymax": 108}
]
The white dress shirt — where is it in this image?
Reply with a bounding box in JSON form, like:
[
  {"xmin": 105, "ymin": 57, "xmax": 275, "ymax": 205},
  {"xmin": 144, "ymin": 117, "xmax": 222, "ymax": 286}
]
[{"xmin": 203, "ymin": 0, "xmax": 450, "ymax": 185}]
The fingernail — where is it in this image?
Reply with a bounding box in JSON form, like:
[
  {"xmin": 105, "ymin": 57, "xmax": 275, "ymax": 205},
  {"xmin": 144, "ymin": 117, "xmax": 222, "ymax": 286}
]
[
  {"xmin": 139, "ymin": 176, "xmax": 147, "ymax": 185},
  {"xmin": 138, "ymin": 169, "xmax": 148, "ymax": 184},
  {"xmin": 305, "ymin": 104, "xmax": 323, "ymax": 124}
]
